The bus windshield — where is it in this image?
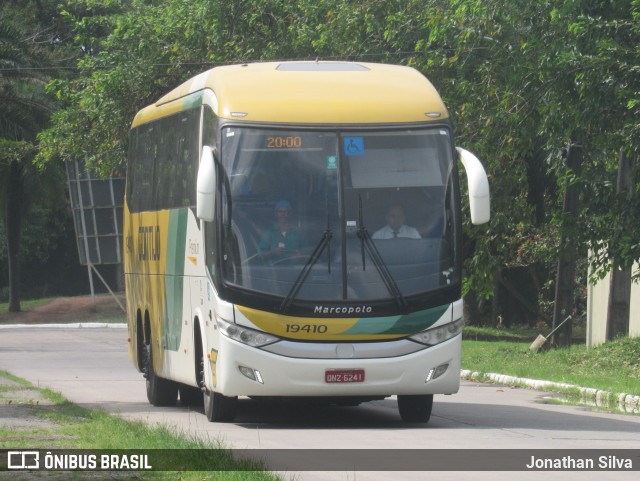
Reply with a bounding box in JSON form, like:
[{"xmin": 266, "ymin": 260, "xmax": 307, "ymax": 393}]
[{"xmin": 214, "ymin": 126, "xmax": 458, "ymax": 307}]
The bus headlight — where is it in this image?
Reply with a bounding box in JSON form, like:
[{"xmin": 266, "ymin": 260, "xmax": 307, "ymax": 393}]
[
  {"xmin": 217, "ymin": 318, "xmax": 279, "ymax": 348},
  {"xmin": 409, "ymin": 318, "xmax": 464, "ymax": 346}
]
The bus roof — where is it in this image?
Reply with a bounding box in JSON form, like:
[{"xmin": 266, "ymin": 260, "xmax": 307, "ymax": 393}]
[{"xmin": 131, "ymin": 61, "xmax": 449, "ymax": 128}]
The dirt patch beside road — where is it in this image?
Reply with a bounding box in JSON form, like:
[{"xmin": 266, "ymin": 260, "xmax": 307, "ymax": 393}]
[{"xmin": 0, "ymin": 294, "xmax": 125, "ymax": 325}]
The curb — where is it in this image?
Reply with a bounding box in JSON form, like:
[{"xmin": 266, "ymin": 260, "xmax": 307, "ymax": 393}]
[
  {"xmin": 0, "ymin": 322, "xmax": 126, "ymax": 330},
  {"xmin": 460, "ymin": 369, "xmax": 640, "ymax": 414}
]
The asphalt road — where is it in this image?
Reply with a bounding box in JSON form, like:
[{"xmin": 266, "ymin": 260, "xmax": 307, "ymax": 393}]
[{"xmin": 0, "ymin": 325, "xmax": 638, "ymax": 481}]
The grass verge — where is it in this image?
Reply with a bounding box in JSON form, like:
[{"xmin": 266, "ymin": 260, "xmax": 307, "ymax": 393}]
[
  {"xmin": 0, "ymin": 298, "xmax": 55, "ymax": 315},
  {"xmin": 461, "ymin": 334, "xmax": 640, "ymax": 397},
  {"xmin": 0, "ymin": 370, "xmax": 282, "ymax": 480}
]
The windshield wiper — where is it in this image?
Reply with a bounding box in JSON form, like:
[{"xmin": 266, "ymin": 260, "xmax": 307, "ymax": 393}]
[
  {"xmin": 357, "ymin": 196, "xmax": 408, "ymax": 313},
  {"xmin": 279, "ymin": 216, "xmax": 333, "ymax": 313}
]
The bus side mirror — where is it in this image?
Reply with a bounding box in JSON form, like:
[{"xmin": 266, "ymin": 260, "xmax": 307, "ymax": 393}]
[
  {"xmin": 457, "ymin": 147, "xmax": 490, "ymax": 225},
  {"xmin": 197, "ymin": 146, "xmax": 217, "ymax": 222}
]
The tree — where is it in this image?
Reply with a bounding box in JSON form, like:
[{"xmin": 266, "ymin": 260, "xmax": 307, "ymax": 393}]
[
  {"xmin": 606, "ymin": 150, "xmax": 634, "ymax": 340},
  {"xmin": 0, "ymin": 1, "xmax": 71, "ymax": 311},
  {"xmin": 546, "ymin": 2, "xmax": 640, "ymax": 339},
  {"xmin": 39, "ymin": 0, "xmax": 318, "ymax": 174},
  {"xmin": 37, "ymin": 0, "xmax": 640, "ymax": 338}
]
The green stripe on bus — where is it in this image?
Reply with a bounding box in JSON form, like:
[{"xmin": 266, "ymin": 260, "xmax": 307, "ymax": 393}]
[
  {"xmin": 381, "ymin": 304, "xmax": 450, "ymax": 335},
  {"xmin": 164, "ymin": 208, "xmax": 188, "ymax": 351},
  {"xmin": 342, "ymin": 304, "xmax": 450, "ymax": 335},
  {"xmin": 342, "ymin": 315, "xmax": 401, "ymax": 335}
]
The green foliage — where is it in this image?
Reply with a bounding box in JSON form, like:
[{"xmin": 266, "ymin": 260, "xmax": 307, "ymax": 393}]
[
  {"xmin": 32, "ymin": 0, "xmax": 640, "ymax": 318},
  {"xmin": 39, "ymin": 0, "xmax": 321, "ymax": 174},
  {"xmin": 462, "ymin": 336, "xmax": 640, "ymax": 396},
  {"xmin": 0, "ymin": 1, "xmax": 81, "ymax": 310}
]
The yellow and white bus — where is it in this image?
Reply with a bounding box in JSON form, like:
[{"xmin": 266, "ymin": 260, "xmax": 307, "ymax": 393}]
[{"xmin": 124, "ymin": 61, "xmax": 490, "ymax": 423}]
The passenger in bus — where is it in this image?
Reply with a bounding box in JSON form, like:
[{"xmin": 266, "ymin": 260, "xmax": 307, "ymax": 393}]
[
  {"xmin": 372, "ymin": 204, "xmax": 421, "ymax": 240},
  {"xmin": 258, "ymin": 200, "xmax": 307, "ymax": 263}
]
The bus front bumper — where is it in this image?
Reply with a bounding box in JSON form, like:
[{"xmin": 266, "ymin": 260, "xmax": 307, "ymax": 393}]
[{"xmin": 208, "ymin": 334, "xmax": 461, "ymax": 398}]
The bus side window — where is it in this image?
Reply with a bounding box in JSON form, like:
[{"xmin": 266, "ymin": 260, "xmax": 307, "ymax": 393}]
[
  {"xmin": 184, "ymin": 108, "xmax": 200, "ymax": 208},
  {"xmin": 126, "ymin": 128, "xmax": 140, "ymax": 211},
  {"xmin": 155, "ymin": 124, "xmax": 170, "ymax": 209},
  {"xmin": 133, "ymin": 125, "xmax": 155, "ymax": 212},
  {"xmin": 205, "ymin": 216, "xmax": 218, "ymax": 281}
]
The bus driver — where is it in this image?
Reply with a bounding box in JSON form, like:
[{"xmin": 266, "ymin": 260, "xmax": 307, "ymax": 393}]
[
  {"xmin": 372, "ymin": 204, "xmax": 421, "ymax": 240},
  {"xmin": 258, "ymin": 200, "xmax": 307, "ymax": 262}
]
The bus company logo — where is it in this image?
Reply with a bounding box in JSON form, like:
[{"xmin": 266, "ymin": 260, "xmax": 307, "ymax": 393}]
[
  {"xmin": 8, "ymin": 451, "xmax": 39, "ymax": 470},
  {"xmin": 313, "ymin": 305, "xmax": 373, "ymax": 315},
  {"xmin": 137, "ymin": 225, "xmax": 160, "ymax": 261}
]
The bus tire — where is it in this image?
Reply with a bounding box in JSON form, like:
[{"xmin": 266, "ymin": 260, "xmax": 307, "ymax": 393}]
[
  {"xmin": 204, "ymin": 389, "xmax": 238, "ymax": 422},
  {"xmin": 397, "ymin": 394, "xmax": 433, "ymax": 423},
  {"xmin": 179, "ymin": 385, "xmax": 203, "ymax": 407},
  {"xmin": 145, "ymin": 344, "xmax": 178, "ymax": 407}
]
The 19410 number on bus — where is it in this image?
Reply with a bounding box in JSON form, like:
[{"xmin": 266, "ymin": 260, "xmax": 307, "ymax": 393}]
[{"xmin": 285, "ymin": 324, "xmax": 328, "ymax": 334}]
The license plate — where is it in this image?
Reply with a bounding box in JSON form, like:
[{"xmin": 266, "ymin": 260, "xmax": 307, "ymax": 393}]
[{"xmin": 325, "ymin": 369, "xmax": 365, "ymax": 383}]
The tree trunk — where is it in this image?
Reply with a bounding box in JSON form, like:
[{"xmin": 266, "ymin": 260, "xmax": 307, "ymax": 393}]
[
  {"xmin": 606, "ymin": 150, "xmax": 633, "ymax": 340},
  {"xmin": 463, "ymin": 289, "xmax": 482, "ymax": 325},
  {"xmin": 552, "ymin": 139, "xmax": 582, "ymax": 346},
  {"xmin": 6, "ymin": 160, "xmax": 24, "ymax": 313},
  {"xmin": 606, "ymin": 266, "xmax": 631, "ymax": 340}
]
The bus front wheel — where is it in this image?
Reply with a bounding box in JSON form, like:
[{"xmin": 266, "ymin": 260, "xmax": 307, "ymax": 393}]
[
  {"xmin": 397, "ymin": 394, "xmax": 433, "ymax": 423},
  {"xmin": 204, "ymin": 389, "xmax": 238, "ymax": 422}
]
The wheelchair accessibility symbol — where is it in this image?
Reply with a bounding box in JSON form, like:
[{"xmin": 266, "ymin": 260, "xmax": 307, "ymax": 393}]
[{"xmin": 344, "ymin": 137, "xmax": 364, "ymax": 156}]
